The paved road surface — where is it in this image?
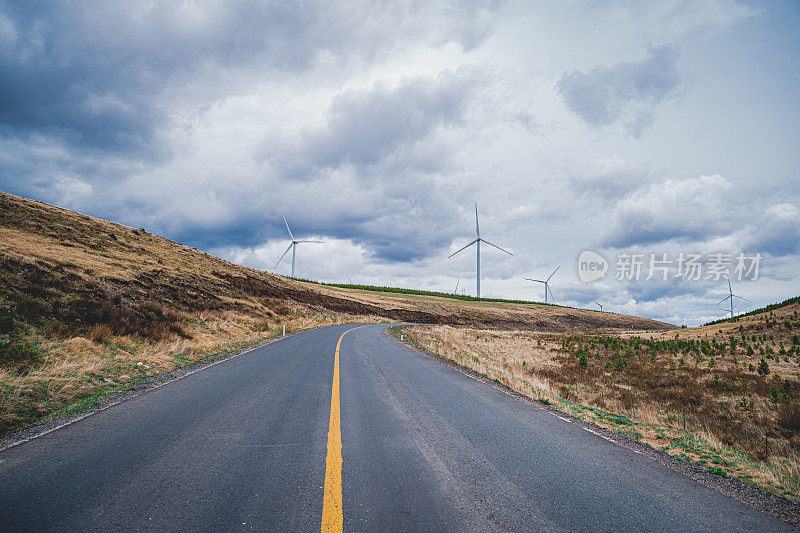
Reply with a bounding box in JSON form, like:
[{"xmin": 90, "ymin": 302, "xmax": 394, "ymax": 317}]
[{"xmin": 0, "ymin": 324, "xmax": 795, "ymax": 531}]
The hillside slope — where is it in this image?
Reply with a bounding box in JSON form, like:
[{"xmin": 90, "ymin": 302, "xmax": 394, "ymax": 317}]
[{"xmin": 0, "ymin": 191, "xmax": 670, "ymax": 334}]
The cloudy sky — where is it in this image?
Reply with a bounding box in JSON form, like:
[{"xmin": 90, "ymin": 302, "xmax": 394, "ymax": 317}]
[{"xmin": 1, "ymin": 0, "xmax": 798, "ymax": 325}]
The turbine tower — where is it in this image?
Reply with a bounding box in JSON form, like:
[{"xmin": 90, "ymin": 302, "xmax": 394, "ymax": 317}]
[
  {"xmin": 525, "ymin": 266, "xmax": 560, "ymax": 304},
  {"xmin": 717, "ymin": 279, "xmax": 750, "ymax": 318},
  {"xmin": 274, "ymin": 214, "xmax": 324, "ymax": 278},
  {"xmin": 592, "ymin": 301, "xmax": 603, "ymax": 312},
  {"xmin": 448, "ymin": 203, "xmax": 512, "ymax": 298}
]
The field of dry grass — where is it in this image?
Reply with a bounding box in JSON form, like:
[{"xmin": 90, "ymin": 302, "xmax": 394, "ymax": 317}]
[
  {"xmin": 0, "ymin": 299, "xmax": 385, "ymax": 436},
  {"xmin": 399, "ymin": 305, "xmax": 800, "ymax": 503}
]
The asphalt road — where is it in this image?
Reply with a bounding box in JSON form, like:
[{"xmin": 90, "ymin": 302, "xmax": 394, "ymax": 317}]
[{"xmin": 0, "ymin": 324, "xmax": 795, "ymax": 532}]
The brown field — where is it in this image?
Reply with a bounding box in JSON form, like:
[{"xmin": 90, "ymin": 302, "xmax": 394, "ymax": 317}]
[{"xmin": 399, "ymin": 305, "xmax": 800, "ymax": 502}]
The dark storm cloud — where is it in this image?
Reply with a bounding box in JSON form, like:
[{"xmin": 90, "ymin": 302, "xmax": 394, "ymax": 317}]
[{"xmin": 556, "ymin": 45, "xmax": 681, "ymax": 137}]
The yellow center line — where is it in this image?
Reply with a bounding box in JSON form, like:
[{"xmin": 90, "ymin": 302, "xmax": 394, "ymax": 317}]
[{"xmin": 322, "ymin": 325, "xmax": 368, "ymax": 533}]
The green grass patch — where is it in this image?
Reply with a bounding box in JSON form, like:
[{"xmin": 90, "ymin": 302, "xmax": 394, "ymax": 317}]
[{"xmin": 707, "ymin": 466, "xmax": 728, "ymax": 477}]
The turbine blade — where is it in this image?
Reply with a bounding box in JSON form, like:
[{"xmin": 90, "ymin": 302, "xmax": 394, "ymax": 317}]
[
  {"xmin": 734, "ymin": 295, "xmax": 752, "ymax": 303},
  {"xmin": 547, "ymin": 265, "xmax": 561, "ymax": 282},
  {"xmin": 475, "ymin": 202, "xmax": 480, "ymax": 237},
  {"xmin": 480, "ymin": 239, "xmax": 512, "ymax": 255},
  {"xmin": 295, "ymin": 240, "xmax": 325, "ymax": 243},
  {"xmin": 728, "ymin": 278, "xmax": 732, "ymax": 293},
  {"xmin": 274, "ymin": 243, "xmax": 293, "ymax": 268},
  {"xmin": 448, "ymin": 239, "xmax": 478, "ymax": 258},
  {"xmin": 525, "ymin": 278, "xmax": 545, "ymax": 283},
  {"xmin": 282, "ymin": 213, "xmax": 294, "ymax": 241},
  {"xmin": 716, "ymin": 296, "xmax": 731, "ymax": 306}
]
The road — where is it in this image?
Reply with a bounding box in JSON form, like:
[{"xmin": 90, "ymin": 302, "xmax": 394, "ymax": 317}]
[{"xmin": 0, "ymin": 324, "xmax": 794, "ymax": 532}]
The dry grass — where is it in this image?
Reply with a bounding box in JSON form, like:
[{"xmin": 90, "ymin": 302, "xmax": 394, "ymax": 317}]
[
  {"xmin": 0, "ymin": 305, "xmax": 386, "ymax": 435},
  {"xmin": 400, "ymin": 320, "xmax": 800, "ymax": 503}
]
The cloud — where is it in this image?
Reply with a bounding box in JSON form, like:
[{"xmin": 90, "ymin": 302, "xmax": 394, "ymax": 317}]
[
  {"xmin": 563, "ymin": 156, "xmax": 654, "ymax": 200},
  {"xmin": 555, "ymin": 45, "xmax": 681, "ymax": 136},
  {"xmin": 133, "ymin": 69, "xmax": 486, "ymax": 261},
  {"xmin": 742, "ymin": 203, "xmax": 800, "ymax": 257},
  {"xmin": 300, "ymin": 69, "xmax": 481, "ymax": 170},
  {"xmin": 0, "ymin": 1, "xmax": 504, "ymax": 154},
  {"xmin": 602, "ymin": 174, "xmax": 733, "ymax": 247},
  {"xmin": 0, "ymin": 2, "xmax": 504, "ymax": 262}
]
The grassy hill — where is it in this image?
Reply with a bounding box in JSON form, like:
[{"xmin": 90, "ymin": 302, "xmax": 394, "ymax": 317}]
[{"xmin": 0, "ymin": 190, "xmax": 671, "ymax": 437}]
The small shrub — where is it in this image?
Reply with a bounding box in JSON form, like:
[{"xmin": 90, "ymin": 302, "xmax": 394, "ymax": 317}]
[
  {"xmin": 778, "ymin": 403, "xmax": 800, "ymax": 433},
  {"xmin": 0, "ymin": 309, "xmax": 14, "ymax": 334},
  {"xmin": 15, "ymin": 296, "xmax": 47, "ymax": 319},
  {"xmin": 0, "ymin": 336, "xmax": 41, "ymax": 368},
  {"xmin": 266, "ymin": 298, "xmax": 291, "ymax": 316},
  {"xmin": 578, "ymin": 352, "xmax": 588, "ymax": 367},
  {"xmin": 87, "ymin": 323, "xmax": 113, "ymax": 342},
  {"xmin": 757, "ymin": 358, "xmax": 770, "ymax": 376},
  {"xmin": 707, "ymin": 467, "xmax": 727, "ymax": 477},
  {"xmin": 737, "ymin": 397, "xmax": 751, "ymax": 411},
  {"xmin": 146, "ymin": 324, "xmax": 168, "ymax": 340}
]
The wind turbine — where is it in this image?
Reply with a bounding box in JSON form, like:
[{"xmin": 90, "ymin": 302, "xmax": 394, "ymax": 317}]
[
  {"xmin": 448, "ymin": 203, "xmax": 512, "ymax": 298},
  {"xmin": 717, "ymin": 279, "xmax": 751, "ymax": 318},
  {"xmin": 274, "ymin": 214, "xmax": 324, "ymax": 278},
  {"xmin": 525, "ymin": 266, "xmax": 560, "ymax": 304},
  {"xmin": 592, "ymin": 301, "xmax": 603, "ymax": 312}
]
